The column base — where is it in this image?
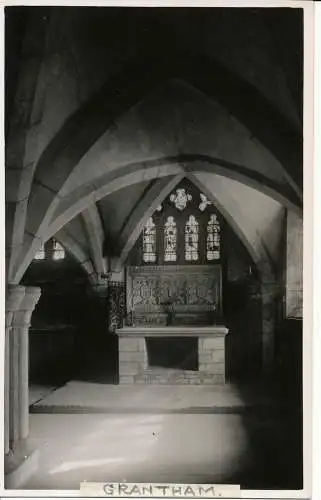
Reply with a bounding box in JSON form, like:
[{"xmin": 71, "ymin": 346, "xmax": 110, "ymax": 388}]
[{"xmin": 4, "ymin": 440, "xmax": 39, "ymax": 489}]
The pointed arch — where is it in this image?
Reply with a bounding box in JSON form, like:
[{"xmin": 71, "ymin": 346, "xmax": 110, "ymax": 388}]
[
  {"xmin": 187, "ymin": 172, "xmax": 275, "ymax": 279},
  {"xmin": 54, "ymin": 228, "xmax": 98, "ymax": 285},
  {"xmin": 12, "ymin": 159, "xmax": 290, "ymax": 283},
  {"xmin": 110, "ymin": 174, "xmax": 184, "ymax": 271},
  {"xmin": 10, "ymin": 52, "xmax": 301, "ymax": 284}
]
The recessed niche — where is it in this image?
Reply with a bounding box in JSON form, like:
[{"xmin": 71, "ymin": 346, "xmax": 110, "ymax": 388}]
[{"xmin": 145, "ymin": 337, "xmax": 198, "ymax": 371}]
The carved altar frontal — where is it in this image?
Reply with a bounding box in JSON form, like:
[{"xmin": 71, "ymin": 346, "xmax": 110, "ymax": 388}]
[{"xmin": 126, "ymin": 265, "xmax": 222, "ymax": 326}]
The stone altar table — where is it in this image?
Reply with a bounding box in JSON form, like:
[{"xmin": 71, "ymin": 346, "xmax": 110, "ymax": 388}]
[{"xmin": 116, "ymin": 326, "xmax": 229, "ymax": 385}]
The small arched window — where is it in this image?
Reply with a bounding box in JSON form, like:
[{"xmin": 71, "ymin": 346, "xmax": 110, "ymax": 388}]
[
  {"xmin": 185, "ymin": 215, "xmax": 199, "ymax": 261},
  {"xmin": 53, "ymin": 240, "xmax": 65, "ymax": 260},
  {"xmin": 207, "ymin": 214, "xmax": 220, "ymax": 260},
  {"xmin": 164, "ymin": 216, "xmax": 177, "ymax": 262},
  {"xmin": 143, "ymin": 217, "xmax": 156, "ymax": 262},
  {"xmin": 34, "ymin": 243, "xmax": 45, "ymax": 260}
]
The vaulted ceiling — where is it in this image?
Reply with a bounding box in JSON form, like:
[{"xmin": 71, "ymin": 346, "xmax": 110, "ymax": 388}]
[{"xmin": 5, "ymin": 7, "xmax": 303, "ymax": 284}]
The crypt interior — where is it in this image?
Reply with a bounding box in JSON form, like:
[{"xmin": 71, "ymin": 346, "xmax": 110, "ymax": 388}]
[{"xmin": 4, "ymin": 6, "xmax": 304, "ymax": 491}]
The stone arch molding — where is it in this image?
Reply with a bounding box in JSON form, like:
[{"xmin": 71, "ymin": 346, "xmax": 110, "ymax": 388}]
[
  {"xmin": 81, "ymin": 204, "xmax": 107, "ymax": 276},
  {"xmin": 13, "ymin": 158, "xmax": 291, "ymax": 283},
  {"xmin": 54, "ymin": 229, "xmax": 98, "ymax": 286},
  {"xmin": 13, "ymin": 161, "xmax": 283, "ymax": 284},
  {"xmin": 111, "ymin": 171, "xmax": 276, "ymax": 279},
  {"xmin": 8, "ymin": 56, "xmax": 301, "ymax": 283}
]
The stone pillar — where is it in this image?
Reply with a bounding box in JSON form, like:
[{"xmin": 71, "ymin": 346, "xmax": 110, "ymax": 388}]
[
  {"xmin": 7, "ymin": 285, "xmax": 41, "ymax": 452},
  {"xmin": 91, "ymin": 277, "xmax": 109, "ymax": 326},
  {"xmin": 5, "ymin": 285, "xmax": 25, "ymax": 454},
  {"xmin": 285, "ymin": 211, "xmax": 303, "ymax": 318}
]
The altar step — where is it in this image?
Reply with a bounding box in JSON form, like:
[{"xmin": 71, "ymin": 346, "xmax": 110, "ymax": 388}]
[{"xmin": 133, "ymin": 368, "xmax": 224, "ymax": 385}]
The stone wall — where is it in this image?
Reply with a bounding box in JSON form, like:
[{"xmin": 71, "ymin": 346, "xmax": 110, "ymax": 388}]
[
  {"xmin": 118, "ymin": 333, "xmax": 226, "ymax": 385},
  {"xmin": 22, "ymin": 252, "xmax": 98, "ymax": 384},
  {"xmin": 118, "ymin": 337, "xmax": 147, "ymax": 384},
  {"xmin": 274, "ymin": 318, "xmax": 302, "ymax": 404},
  {"xmin": 286, "ymin": 211, "xmax": 303, "ymax": 318}
]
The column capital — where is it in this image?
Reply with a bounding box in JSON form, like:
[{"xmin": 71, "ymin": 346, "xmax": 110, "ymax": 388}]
[
  {"xmin": 20, "ymin": 286, "xmax": 41, "ymax": 311},
  {"xmin": 6, "ymin": 286, "xmax": 41, "ymax": 455},
  {"xmin": 6, "ymin": 285, "xmax": 25, "ymax": 314},
  {"xmin": 12, "ymin": 286, "xmax": 41, "ymax": 329},
  {"xmin": 93, "ymin": 281, "xmax": 109, "ymax": 299},
  {"xmin": 87, "ymin": 274, "xmax": 109, "ymax": 298},
  {"xmin": 107, "ymin": 265, "xmax": 125, "ymax": 283}
]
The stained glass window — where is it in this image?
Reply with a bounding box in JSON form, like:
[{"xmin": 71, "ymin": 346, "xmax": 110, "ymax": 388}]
[
  {"xmin": 199, "ymin": 193, "xmax": 212, "ymax": 212},
  {"xmin": 34, "ymin": 243, "xmax": 45, "ymax": 260},
  {"xmin": 185, "ymin": 215, "xmax": 199, "ymax": 261},
  {"xmin": 170, "ymin": 189, "xmax": 192, "ymax": 211},
  {"xmin": 143, "ymin": 217, "xmax": 156, "ymax": 262},
  {"xmin": 207, "ymin": 214, "xmax": 220, "ymax": 260},
  {"xmin": 53, "ymin": 240, "xmax": 65, "ymax": 260},
  {"xmin": 140, "ymin": 182, "xmax": 223, "ymax": 265},
  {"xmin": 164, "ymin": 216, "xmax": 177, "ymax": 261}
]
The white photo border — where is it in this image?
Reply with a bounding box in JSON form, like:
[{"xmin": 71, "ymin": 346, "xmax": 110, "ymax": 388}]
[{"xmin": 0, "ymin": 1, "xmax": 316, "ymax": 499}]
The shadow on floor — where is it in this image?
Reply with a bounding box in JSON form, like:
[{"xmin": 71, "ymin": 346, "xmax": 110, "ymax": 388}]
[
  {"xmin": 29, "ymin": 335, "xmax": 303, "ymax": 490},
  {"xmin": 224, "ymin": 374, "xmax": 303, "ymax": 490}
]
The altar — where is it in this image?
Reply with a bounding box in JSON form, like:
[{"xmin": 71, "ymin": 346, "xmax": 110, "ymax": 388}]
[
  {"xmin": 116, "ymin": 264, "xmax": 228, "ymax": 385},
  {"xmin": 116, "ymin": 325, "xmax": 228, "ymax": 385}
]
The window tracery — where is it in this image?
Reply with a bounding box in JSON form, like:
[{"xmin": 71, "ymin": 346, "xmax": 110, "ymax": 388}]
[
  {"xmin": 199, "ymin": 193, "xmax": 212, "ymax": 212},
  {"xmin": 138, "ymin": 182, "xmax": 222, "ymax": 265},
  {"xmin": 170, "ymin": 188, "xmax": 192, "ymax": 211}
]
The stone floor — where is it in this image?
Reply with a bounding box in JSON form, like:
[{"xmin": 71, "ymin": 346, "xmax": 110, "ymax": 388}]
[
  {"xmin": 30, "ymin": 380, "xmax": 270, "ymax": 413},
  {"xmin": 22, "ymin": 381, "xmax": 303, "ymax": 491},
  {"xmin": 29, "ymin": 385, "xmax": 58, "ymax": 406},
  {"xmin": 25, "ymin": 412, "xmax": 251, "ymax": 490}
]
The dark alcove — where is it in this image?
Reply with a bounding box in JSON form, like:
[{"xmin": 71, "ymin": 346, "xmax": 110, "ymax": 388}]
[{"xmin": 146, "ymin": 337, "xmax": 198, "ymax": 371}]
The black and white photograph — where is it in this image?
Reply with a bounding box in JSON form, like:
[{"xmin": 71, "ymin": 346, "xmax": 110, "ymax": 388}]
[{"xmin": 2, "ymin": 1, "xmax": 314, "ymax": 497}]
